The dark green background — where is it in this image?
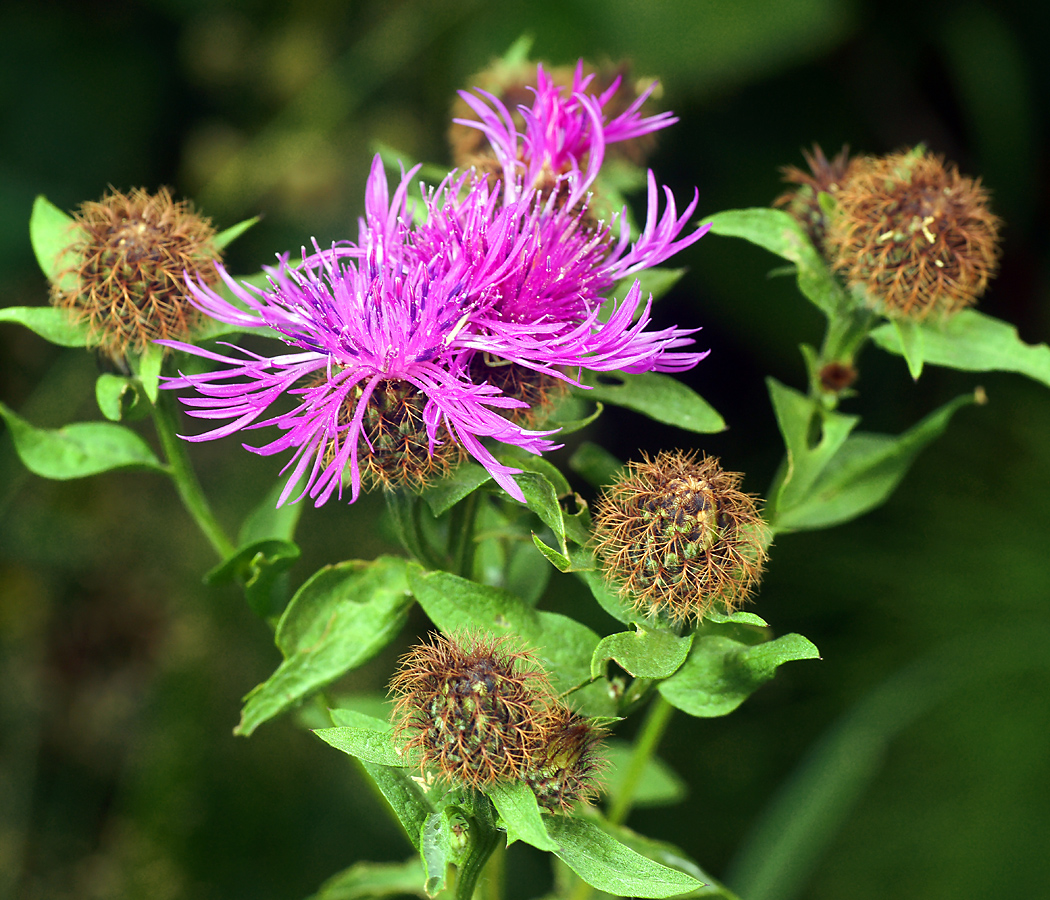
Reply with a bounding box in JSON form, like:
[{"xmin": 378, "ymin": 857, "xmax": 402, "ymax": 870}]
[{"xmin": 2, "ymin": 1, "xmax": 1048, "ymax": 898}]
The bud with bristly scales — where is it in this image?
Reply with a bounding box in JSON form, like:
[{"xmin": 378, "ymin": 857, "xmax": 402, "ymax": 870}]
[{"xmin": 593, "ymin": 451, "xmax": 769, "ymax": 625}]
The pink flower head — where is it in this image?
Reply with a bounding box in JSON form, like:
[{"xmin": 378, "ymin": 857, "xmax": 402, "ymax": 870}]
[{"xmin": 162, "ymin": 159, "xmax": 558, "ymax": 506}]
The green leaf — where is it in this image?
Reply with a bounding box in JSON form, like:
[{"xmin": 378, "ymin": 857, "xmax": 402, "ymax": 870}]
[
  {"xmin": 766, "ymin": 377, "xmax": 859, "ymax": 519},
  {"xmin": 871, "ymin": 308, "xmax": 1050, "ymax": 387},
  {"xmin": 498, "ymin": 445, "xmax": 571, "ymax": 497},
  {"xmin": 213, "ymin": 215, "xmax": 260, "ymax": 250},
  {"xmin": 0, "ymin": 306, "xmax": 89, "ymax": 347},
  {"xmin": 603, "ymin": 741, "xmax": 687, "ymax": 809},
  {"xmin": 704, "ymin": 208, "xmax": 850, "ymax": 317},
  {"xmin": 543, "ymin": 815, "xmax": 704, "ymax": 898},
  {"xmin": 236, "ymin": 556, "xmax": 416, "ymax": 735},
  {"xmin": 893, "ymin": 318, "xmax": 925, "ymax": 380},
  {"xmin": 30, "ymin": 195, "xmax": 78, "ymax": 288},
  {"xmin": 422, "ymin": 463, "xmax": 491, "ymax": 517},
  {"xmin": 659, "ymin": 633, "xmax": 820, "ymax": 718},
  {"xmin": 569, "ymin": 442, "xmax": 624, "ymax": 489},
  {"xmin": 421, "ymin": 800, "xmax": 499, "ymax": 900},
  {"xmin": 511, "ymin": 471, "xmax": 566, "ymax": 548},
  {"xmin": 409, "ymin": 569, "xmax": 599, "ymax": 694},
  {"xmin": 95, "ymin": 373, "xmax": 147, "ymax": 422},
  {"xmin": 775, "ymin": 392, "xmax": 976, "ymax": 531},
  {"xmin": 314, "ymin": 725, "xmax": 411, "ymax": 768},
  {"xmin": 204, "ymin": 538, "xmax": 301, "ymax": 620},
  {"xmin": 485, "ymin": 780, "xmax": 558, "ymax": 851},
  {"xmin": 591, "ymin": 627, "xmax": 693, "ymax": 680},
  {"xmin": 575, "ymin": 371, "xmax": 725, "ymax": 434},
  {"xmin": 328, "ymin": 707, "xmax": 393, "ymax": 730},
  {"xmin": 306, "ymin": 858, "xmax": 427, "ymax": 900},
  {"xmin": 359, "ymin": 761, "xmax": 433, "ymax": 853},
  {"xmin": 0, "ymin": 401, "xmax": 165, "ymax": 479},
  {"xmin": 613, "ymin": 267, "xmax": 687, "ymax": 304}
]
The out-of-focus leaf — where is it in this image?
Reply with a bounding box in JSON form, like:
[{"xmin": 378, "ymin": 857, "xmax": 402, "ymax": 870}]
[
  {"xmin": 775, "ymin": 392, "xmax": 976, "ymax": 531},
  {"xmin": 591, "ymin": 627, "xmax": 693, "ymax": 680},
  {"xmin": 705, "ymin": 208, "xmax": 849, "ymax": 317},
  {"xmin": 0, "ymin": 401, "xmax": 165, "ymax": 479},
  {"xmin": 543, "ymin": 814, "xmax": 704, "ymax": 898},
  {"xmin": 893, "ymin": 318, "xmax": 925, "ymax": 380},
  {"xmin": 0, "ymin": 306, "xmax": 89, "ymax": 347},
  {"xmin": 237, "ymin": 473, "xmax": 306, "ymax": 545},
  {"xmin": 575, "ymin": 370, "xmax": 725, "ymax": 434},
  {"xmin": 205, "ymin": 538, "xmax": 301, "ymax": 620},
  {"xmin": 306, "ymin": 858, "xmax": 427, "ymax": 900},
  {"xmin": 603, "ymin": 740, "xmax": 687, "ymax": 809},
  {"xmin": 569, "ymin": 442, "xmax": 624, "ymax": 489},
  {"xmin": 128, "ymin": 343, "xmax": 164, "ymax": 404},
  {"xmin": 872, "ymin": 308, "xmax": 1050, "ymax": 387},
  {"xmin": 410, "ymin": 569, "xmax": 598, "ymax": 693},
  {"xmin": 659, "ymin": 633, "xmax": 820, "ymax": 718},
  {"xmin": 578, "ymin": 568, "xmax": 635, "ymax": 626},
  {"xmin": 30, "ymin": 195, "xmax": 78, "ymax": 289},
  {"xmin": 213, "ymin": 215, "xmax": 260, "ymax": 249},
  {"xmin": 236, "ymin": 556, "xmax": 415, "ymax": 735}
]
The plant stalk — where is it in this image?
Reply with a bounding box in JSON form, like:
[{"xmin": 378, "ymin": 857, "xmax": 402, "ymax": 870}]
[{"xmin": 608, "ymin": 693, "xmax": 676, "ymax": 826}]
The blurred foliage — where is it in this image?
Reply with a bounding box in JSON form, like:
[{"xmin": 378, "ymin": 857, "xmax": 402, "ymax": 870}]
[{"xmin": 2, "ymin": 1, "xmax": 1049, "ymax": 899}]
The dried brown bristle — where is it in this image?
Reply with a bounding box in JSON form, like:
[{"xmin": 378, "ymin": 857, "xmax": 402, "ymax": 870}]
[{"xmin": 773, "ymin": 144, "xmax": 857, "ymax": 252}]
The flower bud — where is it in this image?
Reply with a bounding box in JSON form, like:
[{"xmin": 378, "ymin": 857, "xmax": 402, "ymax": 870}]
[
  {"xmin": 593, "ymin": 451, "xmax": 768, "ymax": 624},
  {"xmin": 525, "ymin": 706, "xmax": 606, "ymax": 813},
  {"xmin": 825, "ymin": 147, "xmax": 1002, "ymax": 319},
  {"xmin": 389, "ymin": 631, "xmax": 553, "ymax": 789},
  {"xmin": 774, "ymin": 144, "xmax": 857, "ymax": 251},
  {"xmin": 50, "ymin": 187, "xmax": 222, "ymax": 362}
]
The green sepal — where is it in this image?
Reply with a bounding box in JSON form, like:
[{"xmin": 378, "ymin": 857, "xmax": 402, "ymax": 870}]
[
  {"xmin": 0, "ymin": 306, "xmax": 89, "ymax": 347},
  {"xmin": 590, "ymin": 627, "xmax": 693, "ymax": 680},
  {"xmin": 575, "ymin": 370, "xmax": 725, "ymax": 434},
  {"xmin": 95, "ymin": 373, "xmax": 149, "ymax": 422},
  {"xmin": 204, "ymin": 538, "xmax": 301, "ymax": 620},
  {"xmin": 484, "ymin": 780, "xmax": 558, "ymax": 851},
  {"xmin": 603, "ymin": 741, "xmax": 687, "ymax": 810},
  {"xmin": 871, "ymin": 308, "xmax": 1050, "ymax": 388},
  {"xmin": 409, "ymin": 568, "xmax": 599, "ymax": 694},
  {"xmin": 236, "ymin": 556, "xmax": 417, "ymax": 735},
  {"xmin": 775, "ymin": 391, "xmax": 977, "ymax": 532},
  {"xmin": 30, "ymin": 195, "xmax": 78, "ymax": 289},
  {"xmin": 658, "ymin": 633, "xmax": 820, "ymax": 718},
  {"xmin": 543, "ymin": 814, "xmax": 704, "ymax": 898},
  {"xmin": 305, "ymin": 858, "xmax": 428, "ymax": 900},
  {"xmin": 0, "ymin": 400, "xmax": 165, "ymax": 479},
  {"xmin": 704, "ymin": 208, "xmax": 850, "ymax": 317},
  {"xmin": 213, "ymin": 215, "xmax": 261, "ymax": 249}
]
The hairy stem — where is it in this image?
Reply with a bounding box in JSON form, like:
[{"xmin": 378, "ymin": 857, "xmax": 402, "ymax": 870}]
[{"xmin": 151, "ymin": 391, "xmax": 236, "ymax": 559}]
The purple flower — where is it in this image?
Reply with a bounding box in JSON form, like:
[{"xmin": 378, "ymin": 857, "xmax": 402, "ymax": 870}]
[{"xmin": 163, "ymin": 159, "xmax": 559, "ymax": 506}]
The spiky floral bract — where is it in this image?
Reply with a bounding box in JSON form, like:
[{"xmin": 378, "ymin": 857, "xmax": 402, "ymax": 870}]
[
  {"xmin": 50, "ymin": 187, "xmax": 221, "ymax": 362},
  {"xmin": 525, "ymin": 705, "xmax": 606, "ymax": 813},
  {"xmin": 773, "ymin": 144, "xmax": 857, "ymax": 252},
  {"xmin": 826, "ymin": 147, "xmax": 1002, "ymax": 320},
  {"xmin": 593, "ymin": 451, "xmax": 769, "ymax": 625},
  {"xmin": 162, "ymin": 158, "xmax": 556, "ymax": 505},
  {"xmin": 389, "ymin": 631, "xmax": 554, "ymax": 790}
]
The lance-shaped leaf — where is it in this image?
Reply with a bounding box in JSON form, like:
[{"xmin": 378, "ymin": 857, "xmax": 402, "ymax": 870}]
[
  {"xmin": 704, "ymin": 208, "xmax": 850, "ymax": 317},
  {"xmin": 543, "ymin": 814, "xmax": 704, "ymax": 898},
  {"xmin": 213, "ymin": 215, "xmax": 260, "ymax": 249},
  {"xmin": 0, "ymin": 401, "xmax": 165, "ymax": 479},
  {"xmin": 306, "ymin": 858, "xmax": 428, "ymax": 900},
  {"xmin": 659, "ymin": 633, "xmax": 820, "ymax": 718},
  {"xmin": 484, "ymin": 780, "xmax": 558, "ymax": 851},
  {"xmin": 575, "ymin": 370, "xmax": 725, "ymax": 434},
  {"xmin": 0, "ymin": 306, "xmax": 89, "ymax": 348},
  {"xmin": 410, "ymin": 569, "xmax": 598, "ymax": 694},
  {"xmin": 775, "ymin": 392, "xmax": 976, "ymax": 532},
  {"xmin": 591, "ymin": 627, "xmax": 693, "ymax": 681},
  {"xmin": 766, "ymin": 377, "xmax": 859, "ymax": 521},
  {"xmin": 236, "ymin": 556, "xmax": 416, "ymax": 735},
  {"xmin": 872, "ymin": 308, "xmax": 1050, "ymax": 388}
]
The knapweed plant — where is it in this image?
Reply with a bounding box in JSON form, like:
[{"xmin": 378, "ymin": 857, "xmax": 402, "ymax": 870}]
[{"xmin": 4, "ymin": 44, "xmax": 1047, "ymax": 900}]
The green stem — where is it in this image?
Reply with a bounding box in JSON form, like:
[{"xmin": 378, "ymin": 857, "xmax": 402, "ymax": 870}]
[
  {"xmin": 151, "ymin": 392, "xmax": 236, "ymax": 560},
  {"xmin": 477, "ymin": 839, "xmax": 504, "ymax": 900},
  {"xmin": 607, "ymin": 694, "xmax": 676, "ymax": 826},
  {"xmin": 447, "ymin": 491, "xmax": 479, "ymax": 578}
]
